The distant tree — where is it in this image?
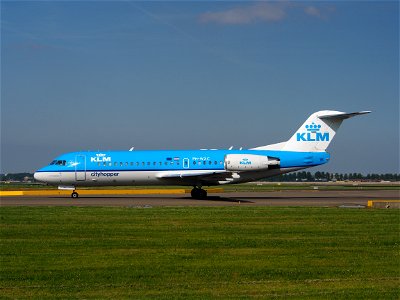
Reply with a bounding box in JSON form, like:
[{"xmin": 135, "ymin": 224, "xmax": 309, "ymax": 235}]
[{"xmin": 0, "ymin": 173, "xmax": 33, "ymax": 181}]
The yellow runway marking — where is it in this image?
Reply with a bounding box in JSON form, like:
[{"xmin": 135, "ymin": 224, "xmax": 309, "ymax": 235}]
[
  {"xmin": 367, "ymin": 200, "xmax": 400, "ymax": 207},
  {"xmin": 0, "ymin": 188, "xmax": 223, "ymax": 197},
  {"xmin": 0, "ymin": 191, "xmax": 24, "ymax": 196}
]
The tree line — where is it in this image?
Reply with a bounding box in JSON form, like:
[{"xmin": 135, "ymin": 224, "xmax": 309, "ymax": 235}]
[
  {"xmin": 1, "ymin": 173, "xmax": 34, "ymax": 182},
  {"xmin": 265, "ymin": 171, "xmax": 400, "ymax": 182}
]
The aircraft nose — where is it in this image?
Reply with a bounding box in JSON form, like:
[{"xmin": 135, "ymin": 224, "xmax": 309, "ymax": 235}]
[{"xmin": 34, "ymin": 172, "xmax": 46, "ymax": 182}]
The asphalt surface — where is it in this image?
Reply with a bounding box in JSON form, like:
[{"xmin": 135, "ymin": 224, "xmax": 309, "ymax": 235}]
[{"xmin": 1, "ymin": 190, "xmax": 399, "ymax": 207}]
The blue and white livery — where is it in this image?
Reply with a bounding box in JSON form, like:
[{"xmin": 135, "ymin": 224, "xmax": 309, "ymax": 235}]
[{"xmin": 34, "ymin": 110, "xmax": 370, "ymax": 199}]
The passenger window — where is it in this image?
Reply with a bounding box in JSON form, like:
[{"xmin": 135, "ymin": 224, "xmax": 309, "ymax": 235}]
[
  {"xmin": 114, "ymin": 162, "xmax": 118, "ymax": 166},
  {"xmin": 171, "ymin": 161, "xmax": 174, "ymax": 165},
  {"xmin": 209, "ymin": 161, "xmax": 212, "ymax": 165},
  {"xmin": 165, "ymin": 162, "xmax": 168, "ymax": 165},
  {"xmin": 203, "ymin": 161, "xmax": 206, "ymax": 165},
  {"xmin": 193, "ymin": 161, "xmax": 196, "ymax": 165},
  {"xmin": 109, "ymin": 162, "xmax": 112, "ymax": 166},
  {"xmin": 176, "ymin": 162, "xmax": 180, "ymax": 166},
  {"xmin": 214, "ymin": 161, "xmax": 217, "ymax": 165},
  {"xmin": 136, "ymin": 162, "xmax": 139, "ymax": 166},
  {"xmin": 153, "ymin": 162, "xmax": 156, "ymax": 166},
  {"xmin": 142, "ymin": 162, "xmax": 145, "ymax": 166},
  {"xmin": 159, "ymin": 162, "xmax": 162, "ymax": 166},
  {"xmin": 98, "ymin": 162, "xmax": 101, "ymax": 166},
  {"xmin": 125, "ymin": 162, "xmax": 129, "ymax": 166},
  {"xmin": 120, "ymin": 162, "xmax": 123, "ymax": 166},
  {"xmin": 220, "ymin": 161, "xmax": 223, "ymax": 164},
  {"xmin": 130, "ymin": 162, "xmax": 134, "ymax": 166},
  {"xmin": 103, "ymin": 162, "xmax": 107, "ymax": 166}
]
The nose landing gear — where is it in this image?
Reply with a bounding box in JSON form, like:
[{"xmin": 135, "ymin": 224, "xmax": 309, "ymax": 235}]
[
  {"xmin": 190, "ymin": 187, "xmax": 207, "ymax": 199},
  {"xmin": 58, "ymin": 186, "xmax": 78, "ymax": 198}
]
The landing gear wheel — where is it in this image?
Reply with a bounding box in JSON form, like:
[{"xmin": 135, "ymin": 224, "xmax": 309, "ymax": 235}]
[
  {"xmin": 191, "ymin": 188, "xmax": 207, "ymax": 199},
  {"xmin": 199, "ymin": 189, "xmax": 207, "ymax": 199},
  {"xmin": 190, "ymin": 188, "xmax": 199, "ymax": 199},
  {"xmin": 71, "ymin": 191, "xmax": 79, "ymax": 198}
]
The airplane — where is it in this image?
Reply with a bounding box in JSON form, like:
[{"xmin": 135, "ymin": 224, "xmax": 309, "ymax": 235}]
[{"xmin": 34, "ymin": 110, "xmax": 370, "ymax": 199}]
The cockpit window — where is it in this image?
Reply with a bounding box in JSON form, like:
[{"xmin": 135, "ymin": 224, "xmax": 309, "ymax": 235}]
[
  {"xmin": 54, "ymin": 160, "xmax": 66, "ymax": 166},
  {"xmin": 50, "ymin": 160, "xmax": 66, "ymax": 166}
]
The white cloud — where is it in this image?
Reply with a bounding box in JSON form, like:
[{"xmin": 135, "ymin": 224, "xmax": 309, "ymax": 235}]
[
  {"xmin": 199, "ymin": 2, "xmax": 334, "ymax": 25},
  {"xmin": 199, "ymin": 3, "xmax": 287, "ymax": 25},
  {"xmin": 304, "ymin": 6, "xmax": 322, "ymax": 18}
]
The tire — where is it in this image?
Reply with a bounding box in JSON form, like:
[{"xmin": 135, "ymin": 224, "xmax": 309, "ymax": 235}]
[
  {"xmin": 199, "ymin": 189, "xmax": 207, "ymax": 199},
  {"xmin": 191, "ymin": 188, "xmax": 207, "ymax": 199},
  {"xmin": 191, "ymin": 188, "xmax": 199, "ymax": 199},
  {"xmin": 71, "ymin": 191, "xmax": 79, "ymax": 198}
]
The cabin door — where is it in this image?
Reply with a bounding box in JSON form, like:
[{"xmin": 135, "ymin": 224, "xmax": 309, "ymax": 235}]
[
  {"xmin": 75, "ymin": 155, "xmax": 86, "ymax": 181},
  {"xmin": 183, "ymin": 158, "xmax": 190, "ymax": 169}
]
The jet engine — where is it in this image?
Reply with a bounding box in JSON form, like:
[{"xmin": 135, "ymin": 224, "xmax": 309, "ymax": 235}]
[{"xmin": 224, "ymin": 154, "xmax": 279, "ymax": 171}]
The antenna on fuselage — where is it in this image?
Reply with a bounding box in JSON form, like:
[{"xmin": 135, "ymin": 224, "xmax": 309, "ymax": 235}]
[
  {"xmin": 228, "ymin": 146, "xmax": 233, "ymax": 150},
  {"xmin": 129, "ymin": 147, "xmax": 134, "ymax": 151}
]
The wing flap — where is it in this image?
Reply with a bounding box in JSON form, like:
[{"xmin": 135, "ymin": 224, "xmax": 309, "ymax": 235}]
[{"xmin": 156, "ymin": 170, "xmax": 226, "ymax": 179}]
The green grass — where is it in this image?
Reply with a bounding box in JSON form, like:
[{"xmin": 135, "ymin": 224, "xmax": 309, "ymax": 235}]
[{"xmin": 1, "ymin": 207, "xmax": 399, "ymax": 299}]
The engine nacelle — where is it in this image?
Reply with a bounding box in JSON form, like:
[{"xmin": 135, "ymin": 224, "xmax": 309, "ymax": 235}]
[{"xmin": 224, "ymin": 154, "xmax": 279, "ymax": 171}]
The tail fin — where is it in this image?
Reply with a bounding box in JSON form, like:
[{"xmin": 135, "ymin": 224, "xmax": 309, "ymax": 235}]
[{"xmin": 281, "ymin": 110, "xmax": 371, "ymax": 152}]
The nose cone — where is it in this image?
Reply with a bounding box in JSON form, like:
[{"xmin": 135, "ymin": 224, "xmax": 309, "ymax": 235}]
[{"xmin": 34, "ymin": 172, "xmax": 46, "ymax": 182}]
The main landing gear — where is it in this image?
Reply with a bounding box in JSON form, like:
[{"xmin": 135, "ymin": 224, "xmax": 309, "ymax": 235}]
[
  {"xmin": 71, "ymin": 191, "xmax": 79, "ymax": 198},
  {"xmin": 191, "ymin": 187, "xmax": 207, "ymax": 199}
]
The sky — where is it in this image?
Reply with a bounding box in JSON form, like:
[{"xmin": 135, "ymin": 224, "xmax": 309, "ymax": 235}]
[{"xmin": 1, "ymin": 1, "xmax": 399, "ymax": 174}]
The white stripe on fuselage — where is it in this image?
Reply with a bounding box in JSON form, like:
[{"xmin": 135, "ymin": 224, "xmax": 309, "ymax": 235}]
[{"xmin": 35, "ymin": 167, "xmax": 304, "ymax": 187}]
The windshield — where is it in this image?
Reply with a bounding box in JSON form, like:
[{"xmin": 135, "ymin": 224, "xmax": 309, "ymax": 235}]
[{"xmin": 50, "ymin": 160, "xmax": 66, "ymax": 166}]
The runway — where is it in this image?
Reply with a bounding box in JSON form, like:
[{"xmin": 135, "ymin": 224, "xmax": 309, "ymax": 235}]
[{"xmin": 1, "ymin": 190, "xmax": 398, "ymax": 207}]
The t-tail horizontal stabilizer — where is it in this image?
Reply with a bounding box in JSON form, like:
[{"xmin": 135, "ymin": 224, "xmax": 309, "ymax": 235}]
[{"xmin": 318, "ymin": 111, "xmax": 371, "ymax": 120}]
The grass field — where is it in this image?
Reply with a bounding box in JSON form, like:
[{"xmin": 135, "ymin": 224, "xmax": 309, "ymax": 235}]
[{"xmin": 1, "ymin": 207, "xmax": 399, "ymax": 299}]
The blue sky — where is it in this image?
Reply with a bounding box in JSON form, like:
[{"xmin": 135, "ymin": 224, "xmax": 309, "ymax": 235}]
[{"xmin": 1, "ymin": 1, "xmax": 399, "ymax": 173}]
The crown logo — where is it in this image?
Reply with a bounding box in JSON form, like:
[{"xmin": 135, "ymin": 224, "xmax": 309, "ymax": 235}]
[{"xmin": 305, "ymin": 122, "xmax": 321, "ymax": 132}]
